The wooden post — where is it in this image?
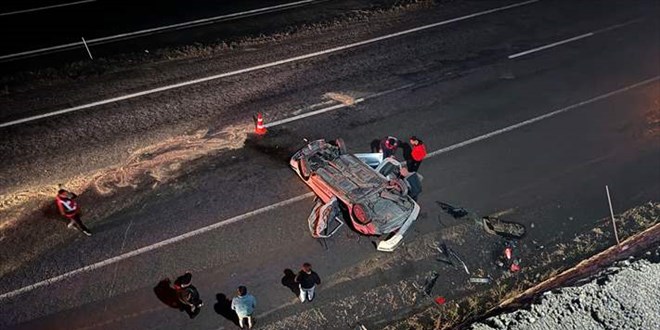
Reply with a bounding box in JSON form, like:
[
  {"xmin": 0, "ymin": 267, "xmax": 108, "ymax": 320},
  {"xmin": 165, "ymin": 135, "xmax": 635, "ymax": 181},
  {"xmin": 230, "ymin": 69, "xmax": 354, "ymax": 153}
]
[
  {"xmin": 81, "ymin": 37, "xmax": 93, "ymax": 60},
  {"xmin": 605, "ymin": 185, "xmax": 620, "ymax": 247}
]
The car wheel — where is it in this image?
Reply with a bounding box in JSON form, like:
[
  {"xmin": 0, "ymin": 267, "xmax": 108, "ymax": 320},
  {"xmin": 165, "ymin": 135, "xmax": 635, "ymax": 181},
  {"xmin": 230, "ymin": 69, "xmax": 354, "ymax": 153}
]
[
  {"xmin": 299, "ymin": 159, "xmax": 311, "ymax": 180},
  {"xmin": 388, "ymin": 178, "xmax": 409, "ymax": 196},
  {"xmin": 332, "ymin": 138, "xmax": 347, "ymax": 155},
  {"xmin": 352, "ymin": 203, "xmax": 372, "ymax": 225}
]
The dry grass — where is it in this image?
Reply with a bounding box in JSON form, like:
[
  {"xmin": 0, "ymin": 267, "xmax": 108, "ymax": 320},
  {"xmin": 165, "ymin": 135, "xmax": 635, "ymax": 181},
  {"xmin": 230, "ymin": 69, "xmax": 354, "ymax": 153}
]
[
  {"xmin": 387, "ymin": 203, "xmax": 660, "ymax": 329},
  {"xmin": 591, "ymin": 227, "xmax": 605, "ymax": 237},
  {"xmin": 3, "ymin": 0, "xmax": 436, "ymax": 87},
  {"xmin": 0, "ymin": 124, "xmax": 249, "ymax": 232}
]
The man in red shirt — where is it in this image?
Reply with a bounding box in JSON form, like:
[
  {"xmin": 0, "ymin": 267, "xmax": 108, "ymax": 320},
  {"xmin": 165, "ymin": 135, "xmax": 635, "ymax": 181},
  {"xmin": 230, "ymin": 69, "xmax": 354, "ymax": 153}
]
[
  {"xmin": 55, "ymin": 189, "xmax": 92, "ymax": 236},
  {"xmin": 408, "ymin": 136, "xmax": 427, "ymax": 172}
]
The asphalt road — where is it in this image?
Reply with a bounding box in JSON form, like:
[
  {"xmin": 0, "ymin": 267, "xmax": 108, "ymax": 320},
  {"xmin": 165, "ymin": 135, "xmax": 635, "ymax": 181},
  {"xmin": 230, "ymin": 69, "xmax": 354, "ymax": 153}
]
[
  {"xmin": 0, "ymin": 0, "xmax": 402, "ymax": 69},
  {"xmin": 0, "ymin": 0, "xmax": 658, "ymax": 329}
]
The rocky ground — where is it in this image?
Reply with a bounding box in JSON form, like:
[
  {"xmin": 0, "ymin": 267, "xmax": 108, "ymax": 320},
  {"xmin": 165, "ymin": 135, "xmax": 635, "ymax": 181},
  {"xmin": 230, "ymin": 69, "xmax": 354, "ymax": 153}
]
[
  {"xmin": 469, "ymin": 256, "xmax": 660, "ymax": 330},
  {"xmin": 384, "ymin": 202, "xmax": 660, "ymax": 329}
]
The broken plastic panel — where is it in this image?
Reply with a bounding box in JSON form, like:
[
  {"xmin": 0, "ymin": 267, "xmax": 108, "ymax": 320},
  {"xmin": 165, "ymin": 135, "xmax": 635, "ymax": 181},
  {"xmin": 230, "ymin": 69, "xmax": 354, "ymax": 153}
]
[{"xmin": 308, "ymin": 197, "xmax": 344, "ymax": 238}]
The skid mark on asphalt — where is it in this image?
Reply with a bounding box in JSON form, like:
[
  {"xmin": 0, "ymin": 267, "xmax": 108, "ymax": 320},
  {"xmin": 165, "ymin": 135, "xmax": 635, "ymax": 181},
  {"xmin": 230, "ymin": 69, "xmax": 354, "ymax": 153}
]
[
  {"xmin": 104, "ymin": 219, "xmax": 134, "ymax": 312},
  {"xmin": 91, "ymin": 124, "xmax": 250, "ymax": 195},
  {"xmin": 0, "ymin": 76, "xmax": 658, "ymax": 302},
  {"xmin": 0, "ymin": 124, "xmax": 250, "ymax": 234}
]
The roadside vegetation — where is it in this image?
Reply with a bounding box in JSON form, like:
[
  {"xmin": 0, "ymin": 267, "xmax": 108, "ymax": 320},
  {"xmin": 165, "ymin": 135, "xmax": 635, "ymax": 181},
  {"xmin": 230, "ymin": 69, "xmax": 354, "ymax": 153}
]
[{"xmin": 384, "ymin": 202, "xmax": 660, "ymax": 329}]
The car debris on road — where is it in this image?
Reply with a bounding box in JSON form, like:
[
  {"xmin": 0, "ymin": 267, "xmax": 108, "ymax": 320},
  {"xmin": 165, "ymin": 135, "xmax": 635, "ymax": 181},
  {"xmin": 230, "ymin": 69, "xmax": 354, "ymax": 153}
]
[
  {"xmin": 432, "ymin": 242, "xmax": 470, "ymax": 275},
  {"xmin": 413, "ymin": 270, "xmax": 440, "ymax": 296},
  {"xmin": 436, "ymin": 202, "xmax": 526, "ymax": 239}
]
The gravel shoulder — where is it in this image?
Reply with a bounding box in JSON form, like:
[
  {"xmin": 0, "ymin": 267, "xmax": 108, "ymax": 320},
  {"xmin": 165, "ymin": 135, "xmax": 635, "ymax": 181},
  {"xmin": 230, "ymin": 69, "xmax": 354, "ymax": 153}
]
[
  {"xmin": 384, "ymin": 203, "xmax": 660, "ymax": 329},
  {"xmin": 469, "ymin": 256, "xmax": 660, "ymax": 330}
]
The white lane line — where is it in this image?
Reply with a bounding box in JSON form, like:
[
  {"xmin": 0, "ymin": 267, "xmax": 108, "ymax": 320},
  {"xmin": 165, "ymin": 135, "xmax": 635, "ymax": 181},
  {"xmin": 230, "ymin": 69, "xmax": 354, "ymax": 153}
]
[
  {"xmin": 0, "ymin": 0, "xmax": 95, "ymax": 17},
  {"xmin": 509, "ymin": 32, "xmax": 594, "ymax": 59},
  {"xmin": 508, "ymin": 18, "xmax": 644, "ymax": 59},
  {"xmin": 0, "ymin": 192, "xmax": 315, "ymax": 301},
  {"xmin": 0, "ymin": 0, "xmax": 539, "ymax": 128},
  {"xmin": 1, "ymin": 75, "xmax": 657, "ymax": 301},
  {"xmin": 427, "ymin": 76, "xmax": 659, "ymax": 157},
  {"xmin": 265, "ymin": 83, "xmax": 415, "ymax": 128},
  {"xmin": 0, "ymin": 0, "xmax": 320, "ymax": 61}
]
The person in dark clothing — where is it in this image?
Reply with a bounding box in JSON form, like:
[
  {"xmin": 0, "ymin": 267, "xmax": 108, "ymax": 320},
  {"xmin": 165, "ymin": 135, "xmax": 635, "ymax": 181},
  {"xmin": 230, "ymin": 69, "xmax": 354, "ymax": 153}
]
[
  {"xmin": 407, "ymin": 136, "xmax": 427, "ymax": 172},
  {"xmin": 174, "ymin": 272, "xmax": 203, "ymax": 318},
  {"xmin": 294, "ymin": 263, "xmax": 321, "ymax": 303},
  {"xmin": 379, "ymin": 136, "xmax": 400, "ymax": 158},
  {"xmin": 55, "ymin": 188, "xmax": 92, "ymax": 236}
]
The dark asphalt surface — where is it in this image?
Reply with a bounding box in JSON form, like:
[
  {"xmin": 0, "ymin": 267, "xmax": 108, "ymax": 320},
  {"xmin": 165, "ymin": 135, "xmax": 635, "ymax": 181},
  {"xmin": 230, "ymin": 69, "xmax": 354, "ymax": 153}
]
[
  {"xmin": 0, "ymin": 0, "xmax": 659, "ymax": 329},
  {"xmin": 0, "ymin": 0, "xmax": 401, "ymax": 70}
]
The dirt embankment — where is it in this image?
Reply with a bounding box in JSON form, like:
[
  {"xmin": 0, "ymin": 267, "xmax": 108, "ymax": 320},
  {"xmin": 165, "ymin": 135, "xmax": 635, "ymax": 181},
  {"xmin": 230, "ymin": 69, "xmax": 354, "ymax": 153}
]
[{"xmin": 383, "ymin": 202, "xmax": 660, "ymax": 329}]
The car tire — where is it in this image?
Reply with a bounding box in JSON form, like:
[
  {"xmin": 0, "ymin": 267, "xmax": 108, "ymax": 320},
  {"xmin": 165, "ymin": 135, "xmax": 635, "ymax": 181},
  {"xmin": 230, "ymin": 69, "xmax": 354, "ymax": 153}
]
[
  {"xmin": 332, "ymin": 138, "xmax": 347, "ymax": 155},
  {"xmin": 352, "ymin": 203, "xmax": 372, "ymax": 225},
  {"xmin": 299, "ymin": 159, "xmax": 311, "ymax": 180},
  {"xmin": 388, "ymin": 178, "xmax": 409, "ymax": 196}
]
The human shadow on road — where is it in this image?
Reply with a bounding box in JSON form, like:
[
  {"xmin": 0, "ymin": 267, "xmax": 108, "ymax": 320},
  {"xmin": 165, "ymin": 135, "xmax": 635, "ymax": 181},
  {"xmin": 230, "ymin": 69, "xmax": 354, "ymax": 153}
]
[
  {"xmin": 154, "ymin": 278, "xmax": 181, "ymax": 309},
  {"xmin": 281, "ymin": 268, "xmax": 300, "ymax": 297},
  {"xmin": 214, "ymin": 293, "xmax": 239, "ymax": 325},
  {"xmin": 370, "ymin": 139, "xmax": 381, "ymax": 153}
]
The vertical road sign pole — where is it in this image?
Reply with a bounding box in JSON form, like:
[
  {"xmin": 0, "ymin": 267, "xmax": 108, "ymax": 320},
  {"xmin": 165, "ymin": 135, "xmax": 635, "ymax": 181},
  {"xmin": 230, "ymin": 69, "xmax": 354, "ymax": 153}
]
[
  {"xmin": 81, "ymin": 37, "xmax": 93, "ymax": 60},
  {"xmin": 605, "ymin": 185, "xmax": 620, "ymax": 247}
]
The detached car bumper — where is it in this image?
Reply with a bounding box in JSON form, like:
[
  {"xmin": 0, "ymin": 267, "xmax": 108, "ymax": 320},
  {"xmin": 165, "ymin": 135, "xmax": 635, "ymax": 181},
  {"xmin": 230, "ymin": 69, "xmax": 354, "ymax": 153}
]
[{"xmin": 376, "ymin": 202, "xmax": 420, "ymax": 252}]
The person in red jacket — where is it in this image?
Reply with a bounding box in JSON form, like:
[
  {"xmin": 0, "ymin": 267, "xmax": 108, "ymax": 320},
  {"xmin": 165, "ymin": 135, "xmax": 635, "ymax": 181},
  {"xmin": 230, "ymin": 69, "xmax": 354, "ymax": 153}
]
[
  {"xmin": 55, "ymin": 188, "xmax": 92, "ymax": 236},
  {"xmin": 408, "ymin": 136, "xmax": 427, "ymax": 172}
]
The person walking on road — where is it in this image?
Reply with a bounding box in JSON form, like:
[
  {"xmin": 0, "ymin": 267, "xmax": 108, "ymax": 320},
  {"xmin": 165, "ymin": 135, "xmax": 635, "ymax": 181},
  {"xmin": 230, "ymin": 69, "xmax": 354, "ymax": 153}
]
[
  {"xmin": 407, "ymin": 136, "xmax": 427, "ymax": 173},
  {"xmin": 380, "ymin": 136, "xmax": 400, "ymax": 158},
  {"xmin": 55, "ymin": 188, "xmax": 92, "ymax": 236},
  {"xmin": 231, "ymin": 286, "xmax": 256, "ymax": 329},
  {"xmin": 295, "ymin": 263, "xmax": 321, "ymax": 303}
]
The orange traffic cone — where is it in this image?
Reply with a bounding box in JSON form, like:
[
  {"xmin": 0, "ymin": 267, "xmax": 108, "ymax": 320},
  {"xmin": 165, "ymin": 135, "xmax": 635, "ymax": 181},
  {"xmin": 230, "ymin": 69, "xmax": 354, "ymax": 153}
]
[{"xmin": 254, "ymin": 113, "xmax": 267, "ymax": 135}]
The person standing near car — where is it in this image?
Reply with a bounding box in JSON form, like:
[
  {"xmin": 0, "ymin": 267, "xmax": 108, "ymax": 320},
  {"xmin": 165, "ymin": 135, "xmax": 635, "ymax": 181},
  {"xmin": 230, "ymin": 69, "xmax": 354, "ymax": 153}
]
[
  {"xmin": 231, "ymin": 286, "xmax": 256, "ymax": 329},
  {"xmin": 55, "ymin": 188, "xmax": 92, "ymax": 236},
  {"xmin": 174, "ymin": 271, "xmax": 203, "ymax": 318},
  {"xmin": 379, "ymin": 136, "xmax": 400, "ymax": 158},
  {"xmin": 295, "ymin": 263, "xmax": 321, "ymax": 303},
  {"xmin": 407, "ymin": 136, "xmax": 427, "ymax": 172}
]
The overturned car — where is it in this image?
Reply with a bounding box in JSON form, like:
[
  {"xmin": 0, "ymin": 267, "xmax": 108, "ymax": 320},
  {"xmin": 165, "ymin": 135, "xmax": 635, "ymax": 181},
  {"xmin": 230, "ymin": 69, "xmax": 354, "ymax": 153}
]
[{"xmin": 290, "ymin": 138, "xmax": 421, "ymax": 252}]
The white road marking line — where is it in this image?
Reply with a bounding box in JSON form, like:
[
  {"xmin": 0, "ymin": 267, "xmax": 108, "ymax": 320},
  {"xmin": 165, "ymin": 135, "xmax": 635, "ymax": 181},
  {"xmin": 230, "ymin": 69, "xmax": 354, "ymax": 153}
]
[
  {"xmin": 0, "ymin": 0, "xmax": 539, "ymax": 128},
  {"xmin": 509, "ymin": 32, "xmax": 594, "ymax": 59},
  {"xmin": 427, "ymin": 76, "xmax": 659, "ymax": 157},
  {"xmin": 0, "ymin": 192, "xmax": 315, "ymax": 301},
  {"xmin": 0, "ymin": 0, "xmax": 95, "ymax": 17},
  {"xmin": 1, "ymin": 75, "xmax": 657, "ymax": 301},
  {"xmin": 508, "ymin": 18, "xmax": 644, "ymax": 59},
  {"xmin": 0, "ymin": 0, "xmax": 319, "ymax": 61},
  {"xmin": 265, "ymin": 83, "xmax": 415, "ymax": 127},
  {"xmin": 291, "ymin": 100, "xmax": 335, "ymax": 115}
]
